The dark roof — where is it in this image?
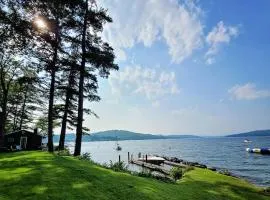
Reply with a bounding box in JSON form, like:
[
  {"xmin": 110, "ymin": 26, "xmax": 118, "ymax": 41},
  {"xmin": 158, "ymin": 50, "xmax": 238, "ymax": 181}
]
[{"xmin": 6, "ymin": 129, "xmax": 44, "ymax": 137}]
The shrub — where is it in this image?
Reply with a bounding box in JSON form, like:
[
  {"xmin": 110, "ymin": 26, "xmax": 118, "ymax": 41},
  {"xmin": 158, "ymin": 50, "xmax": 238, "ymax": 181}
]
[
  {"xmin": 101, "ymin": 162, "xmax": 109, "ymax": 168},
  {"xmin": 183, "ymin": 165, "xmax": 194, "ymax": 174},
  {"xmin": 78, "ymin": 152, "xmax": 92, "ymax": 162},
  {"xmin": 170, "ymin": 167, "xmax": 183, "ymax": 181},
  {"xmin": 56, "ymin": 149, "xmax": 70, "ymax": 156},
  {"xmin": 136, "ymin": 168, "xmax": 152, "ymax": 178},
  {"xmin": 264, "ymin": 187, "xmax": 270, "ymax": 195},
  {"xmin": 154, "ymin": 174, "xmax": 174, "ymax": 183},
  {"xmin": 133, "ymin": 169, "xmax": 174, "ymax": 183},
  {"xmin": 108, "ymin": 160, "xmax": 128, "ymax": 172},
  {"xmin": 54, "ymin": 145, "xmax": 71, "ymax": 156}
]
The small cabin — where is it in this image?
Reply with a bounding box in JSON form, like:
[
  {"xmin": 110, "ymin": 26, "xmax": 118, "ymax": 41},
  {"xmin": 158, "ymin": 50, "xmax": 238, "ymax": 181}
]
[{"xmin": 4, "ymin": 129, "xmax": 43, "ymax": 150}]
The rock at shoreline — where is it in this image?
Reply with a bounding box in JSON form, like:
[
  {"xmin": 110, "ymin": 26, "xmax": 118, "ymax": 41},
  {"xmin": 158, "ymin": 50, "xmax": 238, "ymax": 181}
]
[{"xmin": 207, "ymin": 167, "xmax": 217, "ymax": 171}]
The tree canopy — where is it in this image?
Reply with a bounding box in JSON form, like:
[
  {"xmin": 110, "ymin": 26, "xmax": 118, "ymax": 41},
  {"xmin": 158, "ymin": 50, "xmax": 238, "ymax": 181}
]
[{"xmin": 0, "ymin": 0, "xmax": 118, "ymax": 155}]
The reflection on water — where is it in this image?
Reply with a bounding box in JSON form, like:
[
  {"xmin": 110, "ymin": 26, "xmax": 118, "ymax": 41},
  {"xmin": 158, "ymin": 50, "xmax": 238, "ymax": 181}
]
[{"xmin": 70, "ymin": 137, "xmax": 270, "ymax": 186}]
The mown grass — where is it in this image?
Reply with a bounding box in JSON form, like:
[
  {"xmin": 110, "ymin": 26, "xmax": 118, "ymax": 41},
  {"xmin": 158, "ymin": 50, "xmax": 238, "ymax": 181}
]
[{"xmin": 0, "ymin": 151, "xmax": 269, "ymax": 200}]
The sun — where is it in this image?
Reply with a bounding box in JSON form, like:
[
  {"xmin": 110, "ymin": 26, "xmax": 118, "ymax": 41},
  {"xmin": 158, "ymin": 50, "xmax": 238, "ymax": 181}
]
[{"xmin": 34, "ymin": 18, "xmax": 47, "ymax": 30}]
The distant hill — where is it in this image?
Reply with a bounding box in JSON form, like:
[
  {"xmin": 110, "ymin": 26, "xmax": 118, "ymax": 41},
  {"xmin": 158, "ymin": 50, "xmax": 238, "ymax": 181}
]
[
  {"xmin": 226, "ymin": 130, "xmax": 270, "ymax": 137},
  {"xmin": 53, "ymin": 130, "xmax": 199, "ymax": 142},
  {"xmin": 165, "ymin": 135, "xmax": 200, "ymax": 139}
]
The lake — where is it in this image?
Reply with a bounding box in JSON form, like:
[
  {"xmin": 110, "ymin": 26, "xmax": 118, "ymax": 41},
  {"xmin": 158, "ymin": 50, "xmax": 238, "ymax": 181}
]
[{"xmin": 75, "ymin": 136, "xmax": 270, "ymax": 187}]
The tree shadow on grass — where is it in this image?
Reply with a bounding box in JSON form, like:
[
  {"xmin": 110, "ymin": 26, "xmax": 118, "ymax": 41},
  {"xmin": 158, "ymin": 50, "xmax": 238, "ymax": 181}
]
[
  {"xmin": 0, "ymin": 151, "xmax": 36, "ymax": 158},
  {"xmin": 0, "ymin": 153, "xmax": 156, "ymax": 200}
]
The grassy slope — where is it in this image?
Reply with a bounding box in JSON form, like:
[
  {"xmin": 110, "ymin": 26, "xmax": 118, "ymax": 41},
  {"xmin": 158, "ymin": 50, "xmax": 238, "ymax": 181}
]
[{"xmin": 0, "ymin": 151, "xmax": 268, "ymax": 200}]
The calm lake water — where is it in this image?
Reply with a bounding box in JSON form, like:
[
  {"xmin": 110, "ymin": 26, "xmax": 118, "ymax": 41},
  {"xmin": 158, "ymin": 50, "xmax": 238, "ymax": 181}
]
[{"xmin": 74, "ymin": 137, "xmax": 270, "ymax": 187}]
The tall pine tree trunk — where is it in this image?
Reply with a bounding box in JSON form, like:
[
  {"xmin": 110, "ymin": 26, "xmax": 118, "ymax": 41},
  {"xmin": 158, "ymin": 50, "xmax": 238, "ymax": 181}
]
[
  {"xmin": 0, "ymin": 111, "xmax": 3, "ymax": 147},
  {"xmin": 0, "ymin": 92, "xmax": 7, "ymax": 147},
  {"xmin": 0, "ymin": 68, "xmax": 7, "ymax": 146},
  {"xmin": 47, "ymin": 67, "xmax": 56, "ymax": 152},
  {"xmin": 19, "ymin": 85, "xmax": 28, "ymax": 130},
  {"xmin": 1, "ymin": 92, "xmax": 8, "ymax": 131},
  {"xmin": 47, "ymin": 23, "xmax": 59, "ymax": 152},
  {"xmin": 74, "ymin": 0, "xmax": 88, "ymax": 156},
  {"xmin": 59, "ymin": 64, "xmax": 76, "ymax": 150},
  {"xmin": 58, "ymin": 102, "xmax": 68, "ymax": 150},
  {"xmin": 12, "ymin": 104, "xmax": 18, "ymax": 131},
  {"xmin": 59, "ymin": 84, "xmax": 71, "ymax": 150}
]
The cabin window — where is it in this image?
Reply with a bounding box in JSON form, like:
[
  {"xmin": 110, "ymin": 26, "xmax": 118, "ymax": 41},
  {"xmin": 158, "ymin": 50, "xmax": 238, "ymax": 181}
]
[{"xmin": 8, "ymin": 138, "xmax": 14, "ymax": 142}]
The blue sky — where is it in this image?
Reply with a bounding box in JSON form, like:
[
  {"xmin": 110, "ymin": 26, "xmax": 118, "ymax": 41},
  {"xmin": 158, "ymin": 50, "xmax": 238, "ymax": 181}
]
[{"xmin": 80, "ymin": 0, "xmax": 270, "ymax": 136}]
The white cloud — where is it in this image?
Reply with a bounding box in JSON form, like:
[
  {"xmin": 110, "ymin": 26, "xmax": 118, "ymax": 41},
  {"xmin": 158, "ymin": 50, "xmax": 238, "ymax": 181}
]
[
  {"xmin": 152, "ymin": 101, "xmax": 160, "ymax": 107},
  {"xmin": 99, "ymin": 0, "xmax": 204, "ymax": 63},
  {"xmin": 205, "ymin": 21, "xmax": 239, "ymax": 64},
  {"xmin": 171, "ymin": 106, "xmax": 198, "ymax": 116},
  {"xmin": 114, "ymin": 49, "xmax": 127, "ymax": 62},
  {"xmin": 219, "ymin": 99, "xmax": 224, "ymax": 103},
  {"xmin": 108, "ymin": 65, "xmax": 180, "ymax": 102},
  {"xmin": 228, "ymin": 83, "xmax": 270, "ymax": 100},
  {"xmin": 205, "ymin": 57, "xmax": 215, "ymax": 65}
]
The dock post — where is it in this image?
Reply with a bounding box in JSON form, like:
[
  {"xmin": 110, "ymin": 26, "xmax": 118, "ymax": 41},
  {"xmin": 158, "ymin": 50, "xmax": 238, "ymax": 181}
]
[
  {"xmin": 128, "ymin": 152, "xmax": 130, "ymax": 163},
  {"xmin": 119, "ymin": 155, "xmax": 121, "ymax": 163},
  {"xmin": 146, "ymin": 155, "xmax": 148, "ymax": 163},
  {"xmin": 131, "ymin": 154, "xmax": 133, "ymax": 162}
]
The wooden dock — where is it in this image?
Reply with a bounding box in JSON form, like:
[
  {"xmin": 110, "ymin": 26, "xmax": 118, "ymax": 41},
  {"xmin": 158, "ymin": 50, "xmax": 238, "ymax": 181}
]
[
  {"xmin": 127, "ymin": 152, "xmax": 212, "ymax": 176},
  {"xmin": 130, "ymin": 160, "xmax": 170, "ymax": 175},
  {"xmin": 156, "ymin": 155, "xmax": 208, "ymax": 169},
  {"xmin": 164, "ymin": 160, "xmax": 187, "ymax": 167}
]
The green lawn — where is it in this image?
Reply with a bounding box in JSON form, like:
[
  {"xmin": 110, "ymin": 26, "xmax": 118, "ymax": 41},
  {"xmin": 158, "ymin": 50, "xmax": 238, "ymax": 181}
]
[{"xmin": 0, "ymin": 151, "xmax": 268, "ymax": 200}]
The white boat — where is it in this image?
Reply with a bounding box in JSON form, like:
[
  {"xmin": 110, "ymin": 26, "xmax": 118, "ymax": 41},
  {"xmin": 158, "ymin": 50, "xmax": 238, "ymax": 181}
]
[
  {"xmin": 244, "ymin": 139, "xmax": 252, "ymax": 143},
  {"xmin": 115, "ymin": 143, "xmax": 122, "ymax": 151},
  {"xmin": 115, "ymin": 137, "xmax": 122, "ymax": 151}
]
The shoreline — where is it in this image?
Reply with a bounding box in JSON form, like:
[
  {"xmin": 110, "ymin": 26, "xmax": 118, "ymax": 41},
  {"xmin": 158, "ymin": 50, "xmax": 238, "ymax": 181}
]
[
  {"xmin": 64, "ymin": 138, "xmax": 270, "ymax": 187},
  {"xmin": 134, "ymin": 154, "xmax": 268, "ymax": 188}
]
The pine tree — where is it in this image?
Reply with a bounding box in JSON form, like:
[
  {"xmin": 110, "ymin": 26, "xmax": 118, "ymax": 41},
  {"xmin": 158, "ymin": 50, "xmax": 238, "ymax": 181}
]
[
  {"xmin": 57, "ymin": 55, "xmax": 80, "ymax": 150},
  {"xmin": 0, "ymin": 58, "xmax": 22, "ymax": 133},
  {"xmin": 0, "ymin": 0, "xmax": 118, "ymax": 154},
  {"xmin": 73, "ymin": 0, "xmax": 118, "ymax": 156},
  {"xmin": 0, "ymin": 0, "xmax": 31, "ymax": 144},
  {"xmin": 21, "ymin": 0, "xmax": 83, "ymax": 152}
]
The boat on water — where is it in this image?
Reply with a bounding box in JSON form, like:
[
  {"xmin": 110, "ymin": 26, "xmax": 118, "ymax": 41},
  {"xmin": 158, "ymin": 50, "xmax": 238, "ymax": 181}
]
[
  {"xmin": 246, "ymin": 148, "xmax": 270, "ymax": 154},
  {"xmin": 244, "ymin": 139, "xmax": 252, "ymax": 143},
  {"xmin": 115, "ymin": 143, "xmax": 122, "ymax": 151},
  {"xmin": 115, "ymin": 138, "xmax": 122, "ymax": 151}
]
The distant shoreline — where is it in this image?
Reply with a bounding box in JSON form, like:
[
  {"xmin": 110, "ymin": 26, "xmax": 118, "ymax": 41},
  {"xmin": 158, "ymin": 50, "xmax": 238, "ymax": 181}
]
[{"xmin": 50, "ymin": 129, "xmax": 270, "ymax": 143}]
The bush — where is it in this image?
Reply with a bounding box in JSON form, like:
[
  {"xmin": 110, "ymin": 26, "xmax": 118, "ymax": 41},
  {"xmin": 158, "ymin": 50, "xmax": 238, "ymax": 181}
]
[
  {"xmin": 170, "ymin": 167, "xmax": 183, "ymax": 181},
  {"xmin": 108, "ymin": 160, "xmax": 128, "ymax": 172},
  {"xmin": 135, "ymin": 168, "xmax": 152, "ymax": 178},
  {"xmin": 132, "ymin": 169, "xmax": 174, "ymax": 183},
  {"xmin": 183, "ymin": 165, "xmax": 194, "ymax": 174},
  {"xmin": 78, "ymin": 152, "xmax": 92, "ymax": 162},
  {"xmin": 263, "ymin": 187, "xmax": 270, "ymax": 195},
  {"xmin": 54, "ymin": 145, "xmax": 71, "ymax": 156},
  {"xmin": 56, "ymin": 149, "xmax": 70, "ymax": 156},
  {"xmin": 153, "ymin": 174, "xmax": 174, "ymax": 183}
]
